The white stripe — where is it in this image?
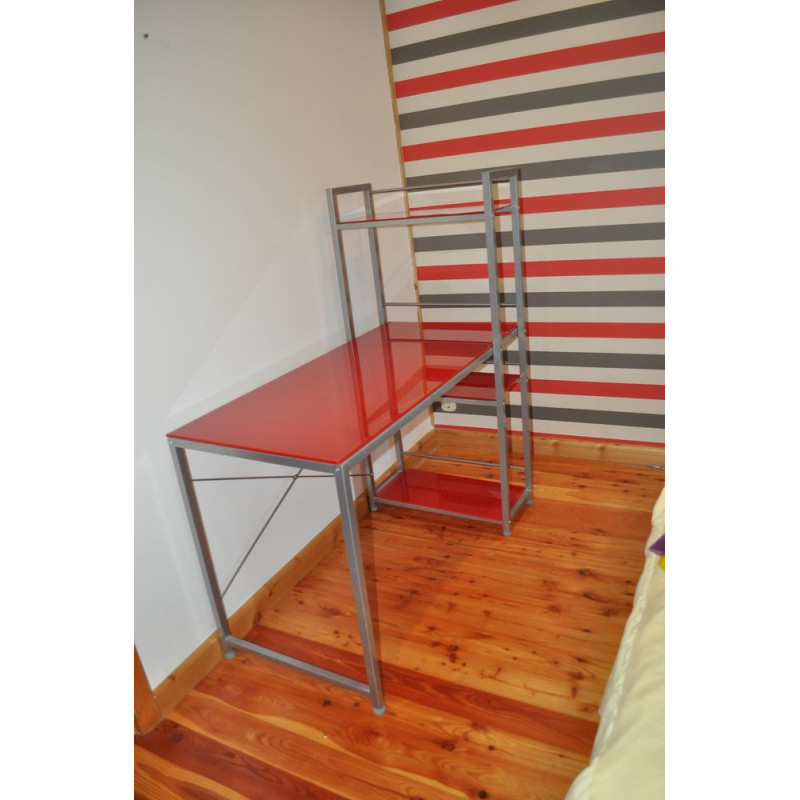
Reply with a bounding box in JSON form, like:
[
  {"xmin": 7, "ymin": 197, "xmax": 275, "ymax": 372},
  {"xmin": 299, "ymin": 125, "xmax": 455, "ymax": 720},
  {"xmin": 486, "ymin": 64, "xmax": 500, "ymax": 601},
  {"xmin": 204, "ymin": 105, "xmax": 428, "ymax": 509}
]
[
  {"xmin": 401, "ymin": 179, "xmax": 659, "ymax": 211},
  {"xmin": 522, "ymin": 241, "xmax": 665, "ymax": 260},
  {"xmin": 390, "ymin": 13, "xmax": 665, "ymax": 82},
  {"xmin": 505, "ymin": 358, "xmax": 665, "ymax": 379},
  {"xmin": 409, "ymin": 221, "xmax": 663, "ymax": 264},
  {"xmin": 396, "ymin": 52, "xmax": 665, "ymax": 114},
  {"xmin": 529, "ymin": 365, "xmax": 664, "ymax": 383},
  {"xmin": 407, "ymin": 183, "xmax": 498, "ymax": 207},
  {"xmin": 530, "ymin": 393, "xmax": 664, "ymax": 414},
  {"xmin": 387, "ymin": 0, "xmax": 602, "ymax": 48},
  {"xmin": 530, "ymin": 273, "xmax": 665, "ymax": 292},
  {"xmin": 441, "ymin": 390, "xmax": 666, "ymax": 413},
  {"xmin": 524, "ymin": 204, "xmax": 665, "ymax": 227},
  {"xmin": 408, "ymin": 204, "xmax": 665, "ymax": 240},
  {"xmin": 432, "ymin": 410, "xmax": 501, "ymax": 430},
  {"xmin": 399, "ymin": 93, "xmax": 665, "ymax": 146},
  {"xmin": 418, "ymin": 305, "xmax": 663, "ymax": 324},
  {"xmin": 496, "ymin": 356, "xmax": 664, "ymax": 383},
  {"xmin": 417, "ymin": 273, "xmax": 665, "ymax": 294},
  {"xmin": 413, "ymin": 249, "xmax": 498, "ymax": 267},
  {"xmin": 522, "ymin": 169, "xmax": 664, "ymax": 195},
  {"xmin": 405, "ymin": 169, "xmax": 666, "ymax": 202},
  {"xmin": 529, "ymin": 337, "xmax": 664, "ymax": 354},
  {"xmin": 413, "ymin": 240, "xmax": 665, "ymax": 266},
  {"xmin": 430, "ymin": 412, "xmax": 665, "ymax": 443},
  {"xmin": 385, "ymin": 0, "xmax": 430, "ymax": 14},
  {"xmin": 402, "ymin": 130, "xmax": 666, "ymax": 178},
  {"xmin": 418, "ymin": 277, "xmax": 499, "ymax": 295},
  {"xmin": 530, "ymin": 418, "xmax": 665, "ymax": 443},
  {"xmin": 408, "ymin": 219, "xmax": 484, "ymax": 239},
  {"xmin": 411, "ymin": 195, "xmax": 664, "ymax": 227},
  {"xmin": 384, "ymin": 0, "xmax": 427, "ymax": 15}
]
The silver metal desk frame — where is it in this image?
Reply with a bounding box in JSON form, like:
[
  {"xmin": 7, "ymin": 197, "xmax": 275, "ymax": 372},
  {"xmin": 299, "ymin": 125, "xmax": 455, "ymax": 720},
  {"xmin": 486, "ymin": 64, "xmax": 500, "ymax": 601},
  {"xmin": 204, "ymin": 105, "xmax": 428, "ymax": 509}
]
[{"xmin": 167, "ymin": 169, "xmax": 532, "ymax": 714}]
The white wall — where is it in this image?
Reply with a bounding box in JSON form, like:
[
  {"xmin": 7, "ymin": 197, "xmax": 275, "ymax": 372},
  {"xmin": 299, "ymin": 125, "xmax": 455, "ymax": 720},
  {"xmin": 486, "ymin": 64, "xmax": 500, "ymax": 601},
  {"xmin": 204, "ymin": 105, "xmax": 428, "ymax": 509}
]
[{"xmin": 135, "ymin": 0, "xmax": 426, "ymax": 687}]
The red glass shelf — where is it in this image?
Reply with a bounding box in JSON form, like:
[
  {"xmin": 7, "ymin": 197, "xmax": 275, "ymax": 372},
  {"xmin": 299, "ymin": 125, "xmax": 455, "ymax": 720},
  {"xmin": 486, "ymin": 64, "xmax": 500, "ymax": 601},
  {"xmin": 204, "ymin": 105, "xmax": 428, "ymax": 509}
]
[
  {"xmin": 336, "ymin": 200, "xmax": 512, "ymax": 227},
  {"xmin": 374, "ymin": 468, "xmax": 524, "ymax": 522},
  {"xmin": 439, "ymin": 371, "xmax": 520, "ymax": 402},
  {"xmin": 167, "ymin": 322, "xmax": 503, "ymax": 466},
  {"xmin": 385, "ymin": 321, "xmax": 515, "ymax": 342},
  {"xmin": 408, "ymin": 200, "xmax": 508, "ymax": 215}
]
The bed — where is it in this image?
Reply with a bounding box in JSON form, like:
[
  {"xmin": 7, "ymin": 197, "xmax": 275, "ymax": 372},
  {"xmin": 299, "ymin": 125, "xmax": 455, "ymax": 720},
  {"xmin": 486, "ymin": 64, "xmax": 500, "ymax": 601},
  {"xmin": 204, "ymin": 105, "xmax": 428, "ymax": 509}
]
[{"xmin": 566, "ymin": 487, "xmax": 665, "ymax": 799}]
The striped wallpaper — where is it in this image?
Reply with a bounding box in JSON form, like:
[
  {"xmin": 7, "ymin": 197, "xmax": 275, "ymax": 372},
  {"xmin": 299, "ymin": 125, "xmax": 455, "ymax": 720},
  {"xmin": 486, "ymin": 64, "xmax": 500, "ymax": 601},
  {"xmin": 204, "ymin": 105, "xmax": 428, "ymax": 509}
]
[{"xmin": 381, "ymin": 0, "xmax": 665, "ymax": 446}]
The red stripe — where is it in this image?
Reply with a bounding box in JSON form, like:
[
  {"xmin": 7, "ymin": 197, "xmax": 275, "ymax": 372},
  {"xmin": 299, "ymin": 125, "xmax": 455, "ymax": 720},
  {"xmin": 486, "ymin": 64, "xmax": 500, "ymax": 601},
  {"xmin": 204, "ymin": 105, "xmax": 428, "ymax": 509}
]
[
  {"xmin": 417, "ymin": 263, "xmax": 492, "ymax": 280},
  {"xmin": 417, "ymin": 258, "xmax": 665, "ymax": 280},
  {"xmin": 422, "ymin": 321, "xmax": 665, "ymax": 339},
  {"xmin": 409, "ymin": 187, "xmax": 664, "ymax": 216},
  {"xmin": 427, "ymin": 374, "xmax": 664, "ymax": 399},
  {"xmin": 386, "ymin": 0, "xmax": 517, "ymax": 31},
  {"xmin": 528, "ymin": 322, "xmax": 664, "ymax": 339},
  {"xmin": 531, "ymin": 379, "xmax": 664, "ymax": 400},
  {"xmin": 521, "ymin": 187, "xmax": 664, "ymax": 213},
  {"xmin": 524, "ymin": 258, "xmax": 665, "ymax": 277},
  {"xmin": 395, "ymin": 32, "xmax": 665, "ymax": 97},
  {"xmin": 402, "ymin": 111, "xmax": 665, "ymax": 161}
]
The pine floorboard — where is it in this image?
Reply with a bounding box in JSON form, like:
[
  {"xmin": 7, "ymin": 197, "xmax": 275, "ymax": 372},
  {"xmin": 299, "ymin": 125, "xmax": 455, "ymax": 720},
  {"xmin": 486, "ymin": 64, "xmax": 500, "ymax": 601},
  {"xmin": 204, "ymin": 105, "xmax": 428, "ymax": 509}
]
[{"xmin": 135, "ymin": 432, "xmax": 664, "ymax": 799}]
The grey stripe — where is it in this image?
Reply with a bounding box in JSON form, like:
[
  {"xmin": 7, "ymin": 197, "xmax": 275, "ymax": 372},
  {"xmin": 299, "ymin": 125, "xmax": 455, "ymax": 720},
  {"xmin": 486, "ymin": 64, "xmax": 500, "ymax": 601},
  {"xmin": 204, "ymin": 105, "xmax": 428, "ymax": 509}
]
[
  {"xmin": 489, "ymin": 350, "xmax": 663, "ymax": 369},
  {"xmin": 414, "ymin": 223, "xmax": 665, "ymax": 252},
  {"xmin": 486, "ymin": 350, "xmax": 663, "ymax": 369},
  {"xmin": 526, "ymin": 351, "xmax": 664, "ymax": 369},
  {"xmin": 438, "ymin": 403, "xmax": 664, "ymax": 429},
  {"xmin": 399, "ymin": 73, "xmax": 665, "ymax": 130},
  {"xmin": 405, "ymin": 151, "xmax": 664, "ymax": 188},
  {"xmin": 421, "ymin": 290, "xmax": 664, "ymax": 307},
  {"xmin": 533, "ymin": 405, "xmax": 664, "ymax": 428},
  {"xmin": 391, "ymin": 0, "xmax": 665, "ymax": 65}
]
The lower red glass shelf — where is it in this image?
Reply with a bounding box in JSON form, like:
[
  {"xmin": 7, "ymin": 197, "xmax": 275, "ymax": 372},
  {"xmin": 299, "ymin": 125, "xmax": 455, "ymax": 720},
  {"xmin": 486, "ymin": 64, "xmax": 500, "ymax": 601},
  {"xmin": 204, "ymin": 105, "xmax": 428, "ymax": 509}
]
[
  {"xmin": 374, "ymin": 468, "xmax": 524, "ymax": 523},
  {"xmin": 441, "ymin": 372, "xmax": 520, "ymax": 402}
]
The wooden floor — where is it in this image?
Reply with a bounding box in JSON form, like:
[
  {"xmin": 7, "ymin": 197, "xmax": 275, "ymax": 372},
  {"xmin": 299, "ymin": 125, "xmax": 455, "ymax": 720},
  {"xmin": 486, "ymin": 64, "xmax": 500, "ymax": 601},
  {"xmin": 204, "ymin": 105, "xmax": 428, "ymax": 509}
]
[{"xmin": 135, "ymin": 431, "xmax": 664, "ymax": 800}]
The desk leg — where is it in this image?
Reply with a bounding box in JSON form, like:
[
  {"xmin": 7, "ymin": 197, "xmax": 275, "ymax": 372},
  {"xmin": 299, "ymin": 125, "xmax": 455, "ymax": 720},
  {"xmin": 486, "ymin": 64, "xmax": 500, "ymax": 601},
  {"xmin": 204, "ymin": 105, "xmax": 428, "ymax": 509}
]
[
  {"xmin": 335, "ymin": 466, "xmax": 385, "ymax": 715},
  {"xmin": 364, "ymin": 456, "xmax": 378, "ymax": 512},
  {"xmin": 170, "ymin": 443, "xmax": 235, "ymax": 659}
]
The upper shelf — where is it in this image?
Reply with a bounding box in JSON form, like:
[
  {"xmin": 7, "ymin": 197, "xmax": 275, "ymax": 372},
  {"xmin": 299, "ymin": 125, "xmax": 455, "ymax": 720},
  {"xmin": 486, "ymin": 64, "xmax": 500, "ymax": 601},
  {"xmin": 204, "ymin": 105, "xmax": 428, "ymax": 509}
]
[
  {"xmin": 328, "ymin": 173, "xmax": 518, "ymax": 233},
  {"xmin": 334, "ymin": 200, "xmax": 514, "ymax": 230},
  {"xmin": 440, "ymin": 371, "xmax": 520, "ymax": 403}
]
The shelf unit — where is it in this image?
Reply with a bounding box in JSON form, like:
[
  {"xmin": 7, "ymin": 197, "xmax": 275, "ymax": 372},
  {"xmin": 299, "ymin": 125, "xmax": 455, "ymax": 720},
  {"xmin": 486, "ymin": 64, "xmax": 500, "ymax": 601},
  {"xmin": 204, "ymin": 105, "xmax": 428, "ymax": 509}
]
[
  {"xmin": 326, "ymin": 168, "xmax": 533, "ymax": 535},
  {"xmin": 166, "ymin": 169, "xmax": 533, "ymax": 715}
]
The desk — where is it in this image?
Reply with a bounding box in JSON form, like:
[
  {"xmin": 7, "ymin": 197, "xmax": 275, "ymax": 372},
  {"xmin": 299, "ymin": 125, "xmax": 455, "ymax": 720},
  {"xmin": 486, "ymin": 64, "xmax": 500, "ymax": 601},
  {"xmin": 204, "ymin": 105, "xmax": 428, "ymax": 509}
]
[{"xmin": 167, "ymin": 321, "xmax": 526, "ymax": 714}]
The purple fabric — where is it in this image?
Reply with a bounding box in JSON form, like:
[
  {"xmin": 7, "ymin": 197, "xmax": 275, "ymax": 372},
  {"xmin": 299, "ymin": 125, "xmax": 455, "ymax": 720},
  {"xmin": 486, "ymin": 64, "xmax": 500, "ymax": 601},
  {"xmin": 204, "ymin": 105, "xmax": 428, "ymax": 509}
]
[{"xmin": 649, "ymin": 534, "xmax": 665, "ymax": 556}]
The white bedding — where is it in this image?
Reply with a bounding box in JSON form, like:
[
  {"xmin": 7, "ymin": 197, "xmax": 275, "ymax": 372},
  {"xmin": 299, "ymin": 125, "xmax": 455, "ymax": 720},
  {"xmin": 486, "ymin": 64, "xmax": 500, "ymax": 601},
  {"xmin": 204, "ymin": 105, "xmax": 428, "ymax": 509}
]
[{"xmin": 566, "ymin": 488, "xmax": 665, "ymax": 800}]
